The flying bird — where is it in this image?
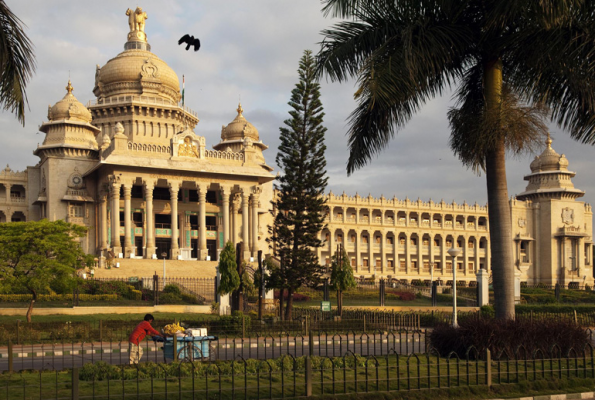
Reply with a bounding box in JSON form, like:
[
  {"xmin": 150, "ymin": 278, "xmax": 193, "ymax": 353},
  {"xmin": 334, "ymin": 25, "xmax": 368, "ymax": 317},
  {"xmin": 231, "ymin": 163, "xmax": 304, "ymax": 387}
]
[{"xmin": 178, "ymin": 34, "xmax": 201, "ymax": 51}]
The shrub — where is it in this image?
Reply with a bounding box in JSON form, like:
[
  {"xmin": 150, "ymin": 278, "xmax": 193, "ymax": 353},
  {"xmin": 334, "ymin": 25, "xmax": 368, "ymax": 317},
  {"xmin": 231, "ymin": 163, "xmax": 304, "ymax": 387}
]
[
  {"xmin": 430, "ymin": 317, "xmax": 589, "ymax": 358},
  {"xmin": 163, "ymin": 284, "xmax": 182, "ymax": 296},
  {"xmin": 274, "ymin": 291, "xmax": 310, "ymax": 302},
  {"xmin": 158, "ymin": 292, "xmax": 182, "ymax": 304}
]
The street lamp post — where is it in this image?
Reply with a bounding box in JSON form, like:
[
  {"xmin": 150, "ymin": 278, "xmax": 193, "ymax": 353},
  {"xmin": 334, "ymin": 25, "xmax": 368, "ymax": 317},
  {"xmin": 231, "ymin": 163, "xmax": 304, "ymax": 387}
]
[
  {"xmin": 162, "ymin": 252, "xmax": 167, "ymax": 287},
  {"xmin": 447, "ymin": 247, "xmax": 462, "ymax": 328}
]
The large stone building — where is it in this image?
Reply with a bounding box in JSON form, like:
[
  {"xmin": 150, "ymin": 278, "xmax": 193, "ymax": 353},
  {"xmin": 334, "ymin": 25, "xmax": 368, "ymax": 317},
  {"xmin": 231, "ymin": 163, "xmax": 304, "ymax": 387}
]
[
  {"xmin": 320, "ymin": 135, "xmax": 593, "ymax": 288},
  {"xmin": 0, "ymin": 8, "xmax": 275, "ymax": 266},
  {"xmin": 0, "ymin": 7, "xmax": 592, "ymax": 287}
]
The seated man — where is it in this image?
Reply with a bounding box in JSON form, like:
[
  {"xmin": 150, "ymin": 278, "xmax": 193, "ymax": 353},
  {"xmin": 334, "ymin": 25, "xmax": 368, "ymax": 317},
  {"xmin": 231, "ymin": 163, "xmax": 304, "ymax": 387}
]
[{"xmin": 128, "ymin": 313, "xmax": 162, "ymax": 364}]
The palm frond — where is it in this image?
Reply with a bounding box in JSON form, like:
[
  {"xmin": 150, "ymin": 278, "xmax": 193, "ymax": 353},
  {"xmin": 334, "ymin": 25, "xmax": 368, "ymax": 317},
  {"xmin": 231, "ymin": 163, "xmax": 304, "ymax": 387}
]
[{"xmin": 0, "ymin": 0, "xmax": 35, "ymax": 126}]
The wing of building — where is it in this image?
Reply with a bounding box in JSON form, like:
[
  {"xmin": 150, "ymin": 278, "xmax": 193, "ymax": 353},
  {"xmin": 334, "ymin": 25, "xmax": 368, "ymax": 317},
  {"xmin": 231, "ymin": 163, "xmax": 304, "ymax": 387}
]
[
  {"xmin": 0, "ymin": 9, "xmax": 274, "ymax": 269},
  {"xmin": 320, "ymin": 134, "xmax": 593, "ymax": 288}
]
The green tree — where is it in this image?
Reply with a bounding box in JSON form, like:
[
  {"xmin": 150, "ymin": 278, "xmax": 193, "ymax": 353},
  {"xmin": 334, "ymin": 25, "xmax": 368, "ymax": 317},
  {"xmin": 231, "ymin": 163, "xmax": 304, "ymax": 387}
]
[
  {"xmin": 317, "ymin": 0, "xmax": 595, "ymax": 319},
  {"xmin": 0, "ymin": 1, "xmax": 36, "ymax": 125},
  {"xmin": 0, "ymin": 220, "xmax": 92, "ymax": 322},
  {"xmin": 268, "ymin": 49, "xmax": 329, "ymax": 321},
  {"xmin": 329, "ymin": 245, "xmax": 356, "ymax": 316},
  {"xmin": 217, "ymin": 241, "xmax": 240, "ymax": 296}
]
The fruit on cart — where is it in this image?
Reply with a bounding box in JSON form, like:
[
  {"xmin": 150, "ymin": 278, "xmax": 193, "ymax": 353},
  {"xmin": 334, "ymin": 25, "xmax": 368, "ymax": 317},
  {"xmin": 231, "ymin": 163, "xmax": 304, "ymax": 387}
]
[{"xmin": 163, "ymin": 322, "xmax": 185, "ymax": 336}]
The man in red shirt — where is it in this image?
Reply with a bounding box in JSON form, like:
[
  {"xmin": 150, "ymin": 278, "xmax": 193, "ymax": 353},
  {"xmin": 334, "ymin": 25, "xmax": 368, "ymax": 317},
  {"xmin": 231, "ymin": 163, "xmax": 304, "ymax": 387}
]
[{"xmin": 128, "ymin": 314, "xmax": 162, "ymax": 364}]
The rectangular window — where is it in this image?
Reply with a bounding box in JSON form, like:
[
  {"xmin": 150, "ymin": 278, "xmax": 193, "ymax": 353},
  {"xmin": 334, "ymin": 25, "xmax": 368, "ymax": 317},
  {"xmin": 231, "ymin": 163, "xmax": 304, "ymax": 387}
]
[
  {"xmin": 458, "ymin": 262, "xmax": 464, "ymax": 270},
  {"xmin": 363, "ymin": 259, "xmax": 369, "ymax": 267},
  {"xmin": 337, "ymin": 234, "xmax": 343, "ymax": 243},
  {"xmin": 400, "ymin": 238, "xmax": 406, "ymax": 245},
  {"xmin": 351, "ymin": 258, "xmax": 356, "ymax": 267},
  {"xmin": 399, "ymin": 261, "xmax": 406, "ymax": 271},
  {"xmin": 468, "ymin": 262, "xmax": 474, "ymax": 271},
  {"xmin": 376, "ymin": 259, "xmax": 381, "ymax": 268},
  {"xmin": 387, "ymin": 260, "xmax": 394, "ymax": 269},
  {"xmin": 411, "ymin": 261, "xmax": 418, "ymax": 269},
  {"xmin": 446, "ymin": 262, "xmax": 453, "ymax": 271},
  {"xmin": 434, "ymin": 261, "xmax": 441, "ymax": 270},
  {"xmin": 133, "ymin": 212, "xmax": 143, "ymax": 227},
  {"xmin": 376, "ymin": 236, "xmax": 381, "ymax": 243},
  {"xmin": 325, "ymin": 257, "xmax": 330, "ymax": 266},
  {"xmin": 69, "ymin": 204, "xmax": 84, "ymax": 218},
  {"xmin": 350, "ymin": 235, "xmax": 356, "ymax": 243}
]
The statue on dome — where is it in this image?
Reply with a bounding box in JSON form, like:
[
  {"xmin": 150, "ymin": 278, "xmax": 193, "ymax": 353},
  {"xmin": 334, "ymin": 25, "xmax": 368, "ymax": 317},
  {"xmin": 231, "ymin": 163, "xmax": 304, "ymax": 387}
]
[
  {"xmin": 125, "ymin": 7, "xmax": 148, "ymax": 33},
  {"xmin": 179, "ymin": 136, "xmax": 199, "ymax": 158}
]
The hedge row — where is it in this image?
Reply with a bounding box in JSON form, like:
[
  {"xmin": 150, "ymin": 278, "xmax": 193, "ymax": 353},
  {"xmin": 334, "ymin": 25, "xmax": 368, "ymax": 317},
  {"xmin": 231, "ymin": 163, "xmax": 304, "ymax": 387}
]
[{"xmin": 0, "ymin": 294, "xmax": 118, "ymax": 302}]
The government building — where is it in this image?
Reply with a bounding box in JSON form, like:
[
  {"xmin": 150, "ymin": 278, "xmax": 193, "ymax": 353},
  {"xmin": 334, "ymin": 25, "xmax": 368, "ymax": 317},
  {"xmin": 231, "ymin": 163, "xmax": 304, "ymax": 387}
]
[{"xmin": 0, "ymin": 8, "xmax": 592, "ymax": 288}]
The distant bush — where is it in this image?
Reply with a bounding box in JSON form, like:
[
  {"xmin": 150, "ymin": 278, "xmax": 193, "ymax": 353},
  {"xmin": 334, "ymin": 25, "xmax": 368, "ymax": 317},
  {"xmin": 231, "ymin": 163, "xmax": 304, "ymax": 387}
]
[
  {"xmin": 163, "ymin": 284, "xmax": 182, "ymax": 296},
  {"xmin": 274, "ymin": 291, "xmax": 310, "ymax": 302},
  {"xmin": 158, "ymin": 292, "xmax": 182, "ymax": 304},
  {"xmin": 430, "ymin": 317, "xmax": 589, "ymax": 358}
]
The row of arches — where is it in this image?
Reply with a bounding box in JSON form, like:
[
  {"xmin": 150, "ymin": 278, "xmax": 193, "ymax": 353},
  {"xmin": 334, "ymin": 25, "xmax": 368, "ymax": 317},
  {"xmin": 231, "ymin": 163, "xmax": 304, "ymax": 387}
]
[{"xmin": 328, "ymin": 206, "xmax": 488, "ymax": 230}]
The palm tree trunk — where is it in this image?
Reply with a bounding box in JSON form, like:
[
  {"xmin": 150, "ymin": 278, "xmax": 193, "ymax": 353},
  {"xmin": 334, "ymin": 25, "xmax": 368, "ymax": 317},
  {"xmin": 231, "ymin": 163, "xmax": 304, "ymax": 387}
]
[
  {"xmin": 279, "ymin": 288, "xmax": 285, "ymax": 321},
  {"xmin": 484, "ymin": 58, "xmax": 515, "ymax": 320}
]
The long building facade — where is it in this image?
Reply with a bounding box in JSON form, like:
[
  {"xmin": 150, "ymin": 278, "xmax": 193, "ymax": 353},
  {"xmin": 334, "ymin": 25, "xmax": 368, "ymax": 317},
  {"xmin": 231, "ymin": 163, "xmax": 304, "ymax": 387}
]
[
  {"xmin": 0, "ymin": 7, "xmax": 592, "ymax": 287},
  {"xmin": 320, "ymin": 136, "xmax": 593, "ymax": 288}
]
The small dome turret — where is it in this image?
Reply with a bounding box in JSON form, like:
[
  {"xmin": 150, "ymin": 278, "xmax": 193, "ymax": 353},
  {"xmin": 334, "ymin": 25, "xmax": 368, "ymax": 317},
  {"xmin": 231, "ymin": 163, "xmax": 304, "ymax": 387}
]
[
  {"xmin": 47, "ymin": 80, "xmax": 92, "ymax": 123},
  {"xmin": 517, "ymin": 134, "xmax": 583, "ymax": 201},
  {"xmin": 221, "ymin": 103, "xmax": 260, "ymax": 142}
]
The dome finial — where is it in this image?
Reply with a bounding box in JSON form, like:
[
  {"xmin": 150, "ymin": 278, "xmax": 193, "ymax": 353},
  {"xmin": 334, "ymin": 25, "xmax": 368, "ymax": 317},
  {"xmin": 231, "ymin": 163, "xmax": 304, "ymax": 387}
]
[
  {"xmin": 236, "ymin": 103, "xmax": 244, "ymax": 117},
  {"xmin": 546, "ymin": 132, "xmax": 552, "ymax": 148},
  {"xmin": 65, "ymin": 80, "xmax": 73, "ymax": 95}
]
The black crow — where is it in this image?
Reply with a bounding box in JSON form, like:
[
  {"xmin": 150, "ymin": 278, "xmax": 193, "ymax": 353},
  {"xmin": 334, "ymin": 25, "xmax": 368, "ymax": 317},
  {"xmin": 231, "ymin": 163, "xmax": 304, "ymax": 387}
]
[{"xmin": 178, "ymin": 34, "xmax": 201, "ymax": 51}]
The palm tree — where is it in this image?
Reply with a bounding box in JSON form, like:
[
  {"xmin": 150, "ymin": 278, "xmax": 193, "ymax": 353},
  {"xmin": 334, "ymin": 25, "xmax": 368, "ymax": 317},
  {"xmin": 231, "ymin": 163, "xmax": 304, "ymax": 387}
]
[
  {"xmin": 0, "ymin": 0, "xmax": 35, "ymax": 125},
  {"xmin": 316, "ymin": 0, "xmax": 595, "ymax": 319}
]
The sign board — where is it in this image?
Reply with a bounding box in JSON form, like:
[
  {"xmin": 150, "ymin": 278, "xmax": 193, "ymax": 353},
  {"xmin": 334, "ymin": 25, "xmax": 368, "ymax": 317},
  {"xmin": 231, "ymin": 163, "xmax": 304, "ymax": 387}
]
[
  {"xmin": 128, "ymin": 276, "xmax": 139, "ymax": 283},
  {"xmin": 320, "ymin": 301, "xmax": 331, "ymax": 312}
]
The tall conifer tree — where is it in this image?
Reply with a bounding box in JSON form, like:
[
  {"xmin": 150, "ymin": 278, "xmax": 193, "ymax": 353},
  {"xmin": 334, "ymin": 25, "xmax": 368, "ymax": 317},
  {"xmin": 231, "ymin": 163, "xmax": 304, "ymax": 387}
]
[{"xmin": 269, "ymin": 49, "xmax": 328, "ymax": 321}]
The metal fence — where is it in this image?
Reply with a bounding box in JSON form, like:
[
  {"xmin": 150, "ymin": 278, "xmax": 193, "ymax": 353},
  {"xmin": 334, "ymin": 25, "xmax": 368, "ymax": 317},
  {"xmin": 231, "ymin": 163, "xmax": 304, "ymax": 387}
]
[
  {"xmin": 0, "ymin": 329, "xmax": 429, "ymax": 373},
  {"xmin": 1, "ymin": 345, "xmax": 593, "ymax": 399}
]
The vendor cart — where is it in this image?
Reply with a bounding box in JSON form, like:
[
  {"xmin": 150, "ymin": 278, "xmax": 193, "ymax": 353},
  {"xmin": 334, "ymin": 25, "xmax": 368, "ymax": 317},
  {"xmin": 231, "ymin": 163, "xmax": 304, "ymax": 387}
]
[{"xmin": 154, "ymin": 336, "xmax": 218, "ymax": 362}]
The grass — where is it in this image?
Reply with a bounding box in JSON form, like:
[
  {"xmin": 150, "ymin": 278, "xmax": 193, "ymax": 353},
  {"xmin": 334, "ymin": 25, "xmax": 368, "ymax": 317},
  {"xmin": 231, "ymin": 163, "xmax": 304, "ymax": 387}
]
[{"xmin": 0, "ymin": 353, "xmax": 593, "ymax": 400}]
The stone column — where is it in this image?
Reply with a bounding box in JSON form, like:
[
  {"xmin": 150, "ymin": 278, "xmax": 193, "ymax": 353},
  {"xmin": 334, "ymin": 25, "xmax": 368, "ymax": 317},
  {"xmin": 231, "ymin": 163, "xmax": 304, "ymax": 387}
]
[
  {"xmin": 169, "ymin": 182, "xmax": 180, "ymax": 259},
  {"xmin": 241, "ymin": 189, "xmax": 250, "ymax": 260},
  {"xmin": 99, "ymin": 192, "xmax": 109, "ymax": 250},
  {"xmin": 251, "ymin": 187, "xmax": 261, "ymax": 257},
  {"xmin": 5, "ymin": 183, "xmax": 11, "ymax": 203},
  {"xmin": 110, "ymin": 179, "xmax": 122, "ymax": 254},
  {"xmin": 231, "ymin": 193, "xmax": 240, "ymax": 246},
  {"xmin": 405, "ymin": 233, "xmax": 411, "ymax": 275},
  {"xmin": 221, "ymin": 186, "xmax": 230, "ymax": 245},
  {"xmin": 198, "ymin": 184, "xmax": 208, "ymax": 260},
  {"xmin": 144, "ymin": 181, "xmax": 156, "ymax": 258},
  {"xmin": 355, "ymin": 230, "xmax": 361, "ymax": 273},
  {"xmin": 463, "ymin": 236, "xmax": 469, "ymax": 277},
  {"xmin": 380, "ymin": 232, "xmax": 385, "ymax": 274},
  {"xmin": 123, "ymin": 184, "xmax": 133, "ymax": 257}
]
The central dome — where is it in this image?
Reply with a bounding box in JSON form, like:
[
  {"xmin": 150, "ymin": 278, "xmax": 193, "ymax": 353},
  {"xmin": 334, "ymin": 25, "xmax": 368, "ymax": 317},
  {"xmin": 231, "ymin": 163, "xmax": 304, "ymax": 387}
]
[{"xmin": 93, "ymin": 18, "xmax": 181, "ymax": 104}]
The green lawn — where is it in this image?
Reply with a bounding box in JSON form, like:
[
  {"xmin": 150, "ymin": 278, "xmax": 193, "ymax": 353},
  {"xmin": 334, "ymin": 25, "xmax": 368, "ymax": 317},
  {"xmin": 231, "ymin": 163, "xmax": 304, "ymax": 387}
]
[{"xmin": 0, "ymin": 312, "xmax": 218, "ymax": 324}]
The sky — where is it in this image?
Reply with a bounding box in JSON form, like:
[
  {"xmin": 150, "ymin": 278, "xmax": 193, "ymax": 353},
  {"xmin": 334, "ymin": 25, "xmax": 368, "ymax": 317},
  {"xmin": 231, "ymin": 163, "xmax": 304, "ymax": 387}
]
[{"xmin": 2, "ymin": 0, "xmax": 594, "ymax": 212}]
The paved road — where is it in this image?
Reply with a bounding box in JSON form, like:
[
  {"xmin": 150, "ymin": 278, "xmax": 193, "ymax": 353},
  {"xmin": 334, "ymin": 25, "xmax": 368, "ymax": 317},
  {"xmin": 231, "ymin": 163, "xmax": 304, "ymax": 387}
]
[{"xmin": 0, "ymin": 332, "xmax": 427, "ymax": 372}]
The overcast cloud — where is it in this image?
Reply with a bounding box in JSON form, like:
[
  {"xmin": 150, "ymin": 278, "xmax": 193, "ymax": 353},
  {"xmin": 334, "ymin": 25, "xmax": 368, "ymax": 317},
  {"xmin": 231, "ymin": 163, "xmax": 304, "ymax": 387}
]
[{"xmin": 3, "ymin": 1, "xmax": 594, "ymax": 217}]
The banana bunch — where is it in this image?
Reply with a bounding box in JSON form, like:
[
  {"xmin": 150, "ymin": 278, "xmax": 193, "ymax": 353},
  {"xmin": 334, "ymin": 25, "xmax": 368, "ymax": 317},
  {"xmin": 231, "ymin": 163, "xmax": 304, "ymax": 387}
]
[{"xmin": 163, "ymin": 323, "xmax": 186, "ymax": 336}]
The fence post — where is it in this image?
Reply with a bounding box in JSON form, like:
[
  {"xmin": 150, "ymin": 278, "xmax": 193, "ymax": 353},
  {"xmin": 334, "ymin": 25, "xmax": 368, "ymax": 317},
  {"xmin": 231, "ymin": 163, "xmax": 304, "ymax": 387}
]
[
  {"xmin": 309, "ymin": 330, "xmax": 313, "ymax": 357},
  {"xmin": 242, "ymin": 316, "xmax": 245, "ymax": 338},
  {"xmin": 363, "ymin": 315, "xmax": 366, "ymax": 333},
  {"xmin": 72, "ymin": 367, "xmax": 79, "ymax": 400},
  {"xmin": 7, "ymin": 339, "xmax": 13, "ymax": 373},
  {"xmin": 485, "ymin": 349, "xmax": 492, "ymax": 387},
  {"xmin": 173, "ymin": 334, "xmax": 178, "ymax": 361},
  {"xmin": 574, "ymin": 309, "xmax": 578, "ymax": 325},
  {"xmin": 305, "ymin": 355, "xmax": 312, "ymax": 397},
  {"xmin": 99, "ymin": 320, "xmax": 103, "ymax": 343}
]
